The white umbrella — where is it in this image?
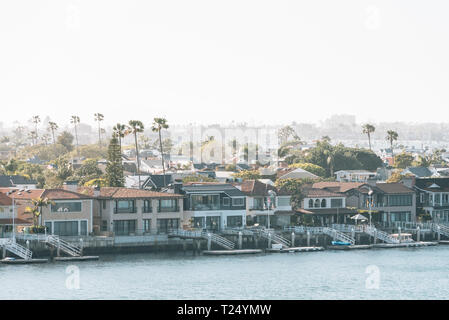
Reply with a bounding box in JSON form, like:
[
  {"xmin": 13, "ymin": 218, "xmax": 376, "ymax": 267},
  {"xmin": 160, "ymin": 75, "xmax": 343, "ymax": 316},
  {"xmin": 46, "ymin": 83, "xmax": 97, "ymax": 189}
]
[{"xmin": 350, "ymin": 214, "xmax": 367, "ymax": 225}]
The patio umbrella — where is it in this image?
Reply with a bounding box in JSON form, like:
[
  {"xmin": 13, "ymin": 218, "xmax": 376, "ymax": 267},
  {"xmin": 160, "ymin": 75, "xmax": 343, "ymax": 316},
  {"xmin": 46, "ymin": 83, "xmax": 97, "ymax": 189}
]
[{"xmin": 350, "ymin": 214, "xmax": 368, "ymax": 225}]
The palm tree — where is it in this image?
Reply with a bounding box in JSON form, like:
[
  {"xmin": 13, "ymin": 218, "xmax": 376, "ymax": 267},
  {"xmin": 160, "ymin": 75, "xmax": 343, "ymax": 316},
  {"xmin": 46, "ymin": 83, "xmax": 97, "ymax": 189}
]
[
  {"xmin": 31, "ymin": 197, "xmax": 53, "ymax": 227},
  {"xmin": 386, "ymin": 130, "xmax": 398, "ymax": 156},
  {"xmin": 94, "ymin": 113, "xmax": 104, "ymax": 147},
  {"xmin": 112, "ymin": 123, "xmax": 127, "ymax": 154},
  {"xmin": 31, "ymin": 115, "xmax": 41, "ymax": 141},
  {"xmin": 152, "ymin": 118, "xmax": 169, "ymax": 187},
  {"xmin": 70, "ymin": 115, "xmax": 80, "ymax": 154},
  {"xmin": 48, "ymin": 121, "xmax": 59, "ymax": 144},
  {"xmin": 362, "ymin": 124, "xmax": 376, "ymax": 150},
  {"xmin": 41, "ymin": 133, "xmax": 51, "ymax": 146},
  {"xmin": 28, "ymin": 131, "xmax": 38, "ymax": 146},
  {"xmin": 127, "ymin": 120, "xmax": 145, "ymax": 188}
]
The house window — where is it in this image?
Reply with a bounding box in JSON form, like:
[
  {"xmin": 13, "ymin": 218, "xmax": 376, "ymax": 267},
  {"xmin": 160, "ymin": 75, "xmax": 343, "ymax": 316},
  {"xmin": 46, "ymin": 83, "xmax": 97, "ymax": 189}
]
[
  {"xmin": 277, "ymin": 197, "xmax": 290, "ymax": 207},
  {"xmin": 331, "ymin": 199, "xmax": 343, "ymax": 208},
  {"xmin": 113, "ymin": 220, "xmax": 136, "ymax": 235},
  {"xmin": 157, "ymin": 218, "xmax": 179, "ymax": 234},
  {"xmin": 321, "ymin": 199, "xmax": 327, "ymax": 208},
  {"xmin": 388, "ymin": 195, "xmax": 412, "ymax": 207},
  {"xmin": 143, "ymin": 219, "xmax": 151, "ymax": 232},
  {"xmin": 223, "ymin": 197, "xmax": 230, "ymax": 206},
  {"xmin": 51, "ymin": 202, "xmax": 82, "ymax": 213},
  {"xmin": 80, "ymin": 220, "xmax": 87, "ymax": 236},
  {"xmin": 102, "ymin": 200, "xmax": 106, "ymax": 210},
  {"xmin": 143, "ymin": 200, "xmax": 152, "ymax": 213},
  {"xmin": 206, "ymin": 216, "xmax": 220, "ymax": 230},
  {"xmin": 314, "ymin": 199, "xmax": 320, "ymax": 208},
  {"xmin": 227, "ymin": 216, "xmax": 243, "ymax": 227},
  {"xmin": 114, "ymin": 200, "xmax": 136, "ymax": 213},
  {"xmin": 232, "ymin": 198, "xmax": 245, "ymax": 206},
  {"xmin": 101, "ymin": 220, "xmax": 108, "ymax": 232},
  {"xmin": 159, "ymin": 199, "xmax": 178, "ymax": 212},
  {"xmin": 308, "ymin": 199, "xmax": 314, "ymax": 208},
  {"xmin": 53, "ymin": 221, "xmax": 79, "ymax": 236}
]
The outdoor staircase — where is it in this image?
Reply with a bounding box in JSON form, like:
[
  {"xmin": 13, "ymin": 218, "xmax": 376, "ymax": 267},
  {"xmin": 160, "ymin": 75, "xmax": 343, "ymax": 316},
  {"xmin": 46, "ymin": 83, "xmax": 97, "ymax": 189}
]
[
  {"xmin": 0, "ymin": 238, "xmax": 33, "ymax": 260},
  {"xmin": 168, "ymin": 229, "xmax": 235, "ymax": 250},
  {"xmin": 286, "ymin": 226, "xmax": 355, "ymax": 245},
  {"xmin": 322, "ymin": 227, "xmax": 355, "ymax": 245},
  {"xmin": 257, "ymin": 229, "xmax": 291, "ymax": 248},
  {"xmin": 431, "ymin": 223, "xmax": 449, "ymax": 238},
  {"xmin": 46, "ymin": 235, "xmax": 82, "ymax": 257},
  {"xmin": 362, "ymin": 225, "xmax": 400, "ymax": 244}
]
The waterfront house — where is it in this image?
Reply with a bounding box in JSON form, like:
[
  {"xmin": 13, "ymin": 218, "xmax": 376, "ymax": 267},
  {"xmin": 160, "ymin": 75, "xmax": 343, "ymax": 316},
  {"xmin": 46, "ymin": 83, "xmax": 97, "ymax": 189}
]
[
  {"xmin": 238, "ymin": 179, "xmax": 294, "ymax": 228},
  {"xmin": 334, "ymin": 170, "xmax": 377, "ymax": 182},
  {"xmin": 76, "ymin": 186, "xmax": 184, "ymax": 236},
  {"xmin": 179, "ymin": 182, "xmax": 246, "ymax": 231},
  {"xmin": 311, "ymin": 181, "xmax": 416, "ymax": 225},
  {"xmin": 142, "ymin": 174, "xmax": 174, "ymax": 190},
  {"xmin": 413, "ymin": 177, "xmax": 449, "ymax": 223},
  {"xmin": 0, "ymin": 191, "xmax": 31, "ymax": 236},
  {"xmin": 402, "ymin": 167, "xmax": 435, "ymax": 178}
]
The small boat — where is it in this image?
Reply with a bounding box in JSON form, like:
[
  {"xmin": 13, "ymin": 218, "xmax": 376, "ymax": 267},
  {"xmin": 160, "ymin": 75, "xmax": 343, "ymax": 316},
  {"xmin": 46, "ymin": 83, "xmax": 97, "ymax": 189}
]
[
  {"xmin": 331, "ymin": 241, "xmax": 351, "ymax": 246},
  {"xmin": 2, "ymin": 257, "xmax": 16, "ymax": 261}
]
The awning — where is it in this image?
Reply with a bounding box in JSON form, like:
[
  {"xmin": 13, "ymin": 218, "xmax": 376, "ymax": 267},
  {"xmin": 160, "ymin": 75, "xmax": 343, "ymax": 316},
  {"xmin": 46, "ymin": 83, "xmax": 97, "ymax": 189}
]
[{"xmin": 0, "ymin": 218, "xmax": 32, "ymax": 225}]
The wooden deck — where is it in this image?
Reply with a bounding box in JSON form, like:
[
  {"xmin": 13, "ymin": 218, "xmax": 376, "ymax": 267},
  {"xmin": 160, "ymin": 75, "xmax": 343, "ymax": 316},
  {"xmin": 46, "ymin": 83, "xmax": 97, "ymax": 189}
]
[
  {"xmin": 53, "ymin": 256, "xmax": 99, "ymax": 262},
  {"xmin": 1, "ymin": 258, "xmax": 48, "ymax": 264},
  {"xmin": 373, "ymin": 242, "xmax": 438, "ymax": 249},
  {"xmin": 266, "ymin": 246, "xmax": 324, "ymax": 253},
  {"xmin": 328, "ymin": 245, "xmax": 373, "ymax": 250}
]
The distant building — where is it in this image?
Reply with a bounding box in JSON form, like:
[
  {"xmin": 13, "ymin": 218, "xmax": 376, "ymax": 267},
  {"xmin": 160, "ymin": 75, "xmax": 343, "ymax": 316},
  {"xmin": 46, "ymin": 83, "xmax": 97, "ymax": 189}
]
[
  {"xmin": 334, "ymin": 170, "xmax": 377, "ymax": 182},
  {"xmin": 0, "ymin": 175, "xmax": 38, "ymax": 189},
  {"xmin": 277, "ymin": 168, "xmax": 318, "ymax": 180}
]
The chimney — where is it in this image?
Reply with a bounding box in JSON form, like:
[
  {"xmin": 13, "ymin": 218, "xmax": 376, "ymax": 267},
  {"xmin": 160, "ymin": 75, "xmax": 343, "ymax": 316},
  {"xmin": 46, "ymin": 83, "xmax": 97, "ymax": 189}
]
[
  {"xmin": 63, "ymin": 180, "xmax": 79, "ymax": 192},
  {"xmin": 401, "ymin": 176, "xmax": 416, "ymax": 188},
  {"xmin": 174, "ymin": 179, "xmax": 183, "ymax": 194},
  {"xmin": 93, "ymin": 185, "xmax": 101, "ymax": 197}
]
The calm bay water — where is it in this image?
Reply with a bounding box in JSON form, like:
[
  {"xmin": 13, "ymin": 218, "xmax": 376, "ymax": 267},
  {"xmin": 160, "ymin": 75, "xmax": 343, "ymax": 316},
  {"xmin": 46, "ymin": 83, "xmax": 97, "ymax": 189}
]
[{"xmin": 1, "ymin": 246, "xmax": 449, "ymax": 299}]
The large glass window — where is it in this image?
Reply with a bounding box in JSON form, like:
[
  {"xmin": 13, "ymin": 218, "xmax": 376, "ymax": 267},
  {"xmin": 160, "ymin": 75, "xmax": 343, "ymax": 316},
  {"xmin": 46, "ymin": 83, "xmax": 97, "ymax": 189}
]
[
  {"xmin": 113, "ymin": 220, "xmax": 136, "ymax": 235},
  {"xmin": 388, "ymin": 195, "xmax": 412, "ymax": 207},
  {"xmin": 390, "ymin": 212, "xmax": 411, "ymax": 222},
  {"xmin": 277, "ymin": 197, "xmax": 290, "ymax": 207},
  {"xmin": 80, "ymin": 221, "xmax": 87, "ymax": 236},
  {"xmin": 114, "ymin": 200, "xmax": 136, "ymax": 213},
  {"xmin": 158, "ymin": 199, "xmax": 178, "ymax": 212},
  {"xmin": 143, "ymin": 200, "xmax": 152, "ymax": 213},
  {"xmin": 191, "ymin": 195, "xmax": 220, "ymax": 210},
  {"xmin": 51, "ymin": 202, "xmax": 82, "ymax": 213},
  {"xmin": 157, "ymin": 218, "xmax": 179, "ymax": 234},
  {"xmin": 331, "ymin": 199, "xmax": 343, "ymax": 208},
  {"xmin": 227, "ymin": 216, "xmax": 243, "ymax": 227},
  {"xmin": 193, "ymin": 217, "xmax": 205, "ymax": 228},
  {"xmin": 143, "ymin": 219, "xmax": 151, "ymax": 232},
  {"xmin": 206, "ymin": 216, "xmax": 220, "ymax": 230},
  {"xmin": 53, "ymin": 221, "xmax": 79, "ymax": 236},
  {"xmin": 232, "ymin": 198, "xmax": 244, "ymax": 206}
]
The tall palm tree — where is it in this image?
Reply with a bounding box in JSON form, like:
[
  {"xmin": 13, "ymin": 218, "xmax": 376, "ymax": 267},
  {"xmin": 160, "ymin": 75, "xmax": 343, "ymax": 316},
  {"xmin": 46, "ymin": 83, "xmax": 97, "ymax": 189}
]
[
  {"xmin": 41, "ymin": 133, "xmax": 51, "ymax": 146},
  {"xmin": 31, "ymin": 115, "xmax": 41, "ymax": 141},
  {"xmin": 152, "ymin": 118, "xmax": 169, "ymax": 187},
  {"xmin": 112, "ymin": 123, "xmax": 127, "ymax": 154},
  {"xmin": 127, "ymin": 120, "xmax": 145, "ymax": 188},
  {"xmin": 70, "ymin": 115, "xmax": 80, "ymax": 155},
  {"xmin": 362, "ymin": 124, "xmax": 376, "ymax": 150},
  {"xmin": 31, "ymin": 197, "xmax": 53, "ymax": 227},
  {"xmin": 28, "ymin": 131, "xmax": 38, "ymax": 146},
  {"xmin": 94, "ymin": 113, "xmax": 104, "ymax": 147},
  {"xmin": 48, "ymin": 121, "xmax": 59, "ymax": 144},
  {"xmin": 386, "ymin": 130, "xmax": 398, "ymax": 156}
]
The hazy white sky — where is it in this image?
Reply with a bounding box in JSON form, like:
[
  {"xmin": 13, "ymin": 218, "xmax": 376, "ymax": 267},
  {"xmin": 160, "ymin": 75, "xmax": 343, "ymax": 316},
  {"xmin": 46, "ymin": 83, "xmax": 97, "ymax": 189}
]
[{"xmin": 0, "ymin": 0, "xmax": 448, "ymax": 127}]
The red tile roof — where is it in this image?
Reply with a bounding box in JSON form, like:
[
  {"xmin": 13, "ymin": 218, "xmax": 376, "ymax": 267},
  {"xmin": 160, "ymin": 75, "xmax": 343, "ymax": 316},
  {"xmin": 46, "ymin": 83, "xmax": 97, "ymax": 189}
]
[
  {"xmin": 304, "ymin": 188, "xmax": 344, "ymax": 198},
  {"xmin": 312, "ymin": 182, "xmax": 365, "ymax": 193},
  {"xmin": 0, "ymin": 192, "xmax": 12, "ymax": 206},
  {"xmin": 239, "ymin": 180, "xmax": 277, "ymax": 196},
  {"xmin": 0, "ymin": 188, "xmax": 44, "ymax": 200},
  {"xmin": 41, "ymin": 189, "xmax": 93, "ymax": 200}
]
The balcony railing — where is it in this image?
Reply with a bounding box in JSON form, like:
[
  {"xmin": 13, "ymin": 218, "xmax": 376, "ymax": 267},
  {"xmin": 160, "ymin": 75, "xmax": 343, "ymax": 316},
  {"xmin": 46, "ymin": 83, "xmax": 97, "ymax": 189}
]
[
  {"xmin": 142, "ymin": 207, "xmax": 152, "ymax": 213},
  {"xmin": 158, "ymin": 207, "xmax": 179, "ymax": 213},
  {"xmin": 114, "ymin": 207, "xmax": 137, "ymax": 214}
]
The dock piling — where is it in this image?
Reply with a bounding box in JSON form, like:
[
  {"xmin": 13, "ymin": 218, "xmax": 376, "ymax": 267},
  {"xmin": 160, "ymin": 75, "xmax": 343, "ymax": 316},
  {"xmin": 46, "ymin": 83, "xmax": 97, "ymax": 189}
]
[
  {"xmin": 306, "ymin": 231, "xmax": 310, "ymax": 247},
  {"xmin": 417, "ymin": 226, "xmax": 420, "ymax": 242},
  {"xmin": 238, "ymin": 232, "xmax": 242, "ymax": 249},
  {"xmin": 291, "ymin": 232, "xmax": 295, "ymax": 247}
]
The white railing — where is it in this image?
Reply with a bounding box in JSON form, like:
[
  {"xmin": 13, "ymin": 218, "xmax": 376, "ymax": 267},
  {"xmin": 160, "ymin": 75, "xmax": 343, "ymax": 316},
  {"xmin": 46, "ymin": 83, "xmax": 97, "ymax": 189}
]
[
  {"xmin": 285, "ymin": 226, "xmax": 355, "ymax": 244},
  {"xmin": 331, "ymin": 224, "xmax": 364, "ymax": 233},
  {"xmin": 0, "ymin": 239, "xmax": 33, "ymax": 260},
  {"xmin": 257, "ymin": 229, "xmax": 291, "ymax": 248},
  {"xmin": 46, "ymin": 235, "xmax": 82, "ymax": 257},
  {"xmin": 322, "ymin": 227, "xmax": 355, "ymax": 245},
  {"xmin": 432, "ymin": 224, "xmax": 449, "ymax": 238},
  {"xmin": 168, "ymin": 229, "xmax": 235, "ymax": 250},
  {"xmin": 363, "ymin": 225, "xmax": 400, "ymax": 244}
]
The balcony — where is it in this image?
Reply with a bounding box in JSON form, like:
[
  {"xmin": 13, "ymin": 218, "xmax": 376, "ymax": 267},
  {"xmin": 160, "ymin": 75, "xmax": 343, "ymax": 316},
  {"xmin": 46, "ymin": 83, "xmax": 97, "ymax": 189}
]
[
  {"xmin": 142, "ymin": 207, "xmax": 152, "ymax": 213},
  {"xmin": 114, "ymin": 207, "xmax": 137, "ymax": 214}
]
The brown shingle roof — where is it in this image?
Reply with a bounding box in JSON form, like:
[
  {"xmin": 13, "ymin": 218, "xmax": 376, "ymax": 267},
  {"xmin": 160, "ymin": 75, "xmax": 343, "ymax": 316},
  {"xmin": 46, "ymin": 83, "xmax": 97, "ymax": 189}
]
[
  {"xmin": 239, "ymin": 180, "xmax": 277, "ymax": 196},
  {"xmin": 77, "ymin": 187, "xmax": 183, "ymax": 199},
  {"xmin": 375, "ymin": 183, "xmax": 414, "ymax": 194},
  {"xmin": 41, "ymin": 189, "xmax": 93, "ymax": 200},
  {"xmin": 304, "ymin": 188, "xmax": 345, "ymax": 198}
]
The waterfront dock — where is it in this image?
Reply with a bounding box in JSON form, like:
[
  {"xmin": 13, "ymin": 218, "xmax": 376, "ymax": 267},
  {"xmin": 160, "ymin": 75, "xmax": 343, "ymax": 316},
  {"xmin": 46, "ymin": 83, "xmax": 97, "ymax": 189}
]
[
  {"xmin": 373, "ymin": 241, "xmax": 438, "ymax": 248},
  {"xmin": 266, "ymin": 246, "xmax": 324, "ymax": 253},
  {"xmin": 203, "ymin": 249, "xmax": 263, "ymax": 255},
  {"xmin": 328, "ymin": 245, "xmax": 372, "ymax": 250},
  {"xmin": 53, "ymin": 256, "xmax": 99, "ymax": 262},
  {"xmin": 1, "ymin": 258, "xmax": 48, "ymax": 264}
]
